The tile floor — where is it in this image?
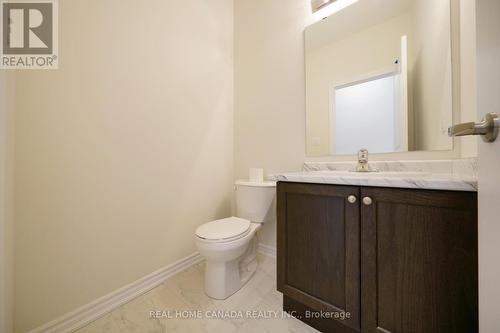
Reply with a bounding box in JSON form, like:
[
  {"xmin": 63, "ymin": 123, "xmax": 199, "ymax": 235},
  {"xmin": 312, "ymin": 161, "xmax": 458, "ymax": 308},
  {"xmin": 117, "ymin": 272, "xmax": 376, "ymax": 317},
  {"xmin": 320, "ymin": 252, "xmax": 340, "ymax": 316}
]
[{"xmin": 75, "ymin": 255, "xmax": 319, "ymax": 333}]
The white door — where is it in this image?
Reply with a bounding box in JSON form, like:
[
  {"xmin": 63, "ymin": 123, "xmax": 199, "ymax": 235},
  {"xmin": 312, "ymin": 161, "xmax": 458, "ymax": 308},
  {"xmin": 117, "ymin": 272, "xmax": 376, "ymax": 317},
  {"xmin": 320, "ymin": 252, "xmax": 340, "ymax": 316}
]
[{"xmin": 476, "ymin": 0, "xmax": 500, "ymax": 332}]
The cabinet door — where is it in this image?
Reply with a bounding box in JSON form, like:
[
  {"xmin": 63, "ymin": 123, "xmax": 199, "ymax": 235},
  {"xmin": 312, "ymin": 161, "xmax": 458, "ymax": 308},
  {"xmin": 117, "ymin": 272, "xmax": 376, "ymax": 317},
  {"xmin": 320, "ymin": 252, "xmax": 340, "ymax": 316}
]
[
  {"xmin": 277, "ymin": 182, "xmax": 361, "ymax": 331},
  {"xmin": 361, "ymin": 187, "xmax": 478, "ymax": 333}
]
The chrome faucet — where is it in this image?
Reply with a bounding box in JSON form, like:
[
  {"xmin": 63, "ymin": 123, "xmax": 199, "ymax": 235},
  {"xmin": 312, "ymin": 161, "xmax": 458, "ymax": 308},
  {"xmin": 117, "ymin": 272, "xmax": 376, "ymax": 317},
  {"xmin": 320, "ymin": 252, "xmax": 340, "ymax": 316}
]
[{"xmin": 352, "ymin": 149, "xmax": 378, "ymax": 172}]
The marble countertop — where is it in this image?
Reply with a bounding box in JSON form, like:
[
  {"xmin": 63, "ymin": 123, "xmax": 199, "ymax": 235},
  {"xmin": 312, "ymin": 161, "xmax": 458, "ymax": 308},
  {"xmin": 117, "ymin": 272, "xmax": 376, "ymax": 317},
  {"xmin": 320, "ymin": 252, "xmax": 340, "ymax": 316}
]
[{"xmin": 273, "ymin": 159, "xmax": 478, "ymax": 192}]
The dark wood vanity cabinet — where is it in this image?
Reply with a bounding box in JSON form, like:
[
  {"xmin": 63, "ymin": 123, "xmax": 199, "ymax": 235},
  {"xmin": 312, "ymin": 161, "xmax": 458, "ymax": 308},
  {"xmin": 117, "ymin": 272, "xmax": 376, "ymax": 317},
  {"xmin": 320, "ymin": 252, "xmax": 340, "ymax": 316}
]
[
  {"xmin": 277, "ymin": 183, "xmax": 361, "ymax": 332},
  {"xmin": 277, "ymin": 182, "xmax": 478, "ymax": 333}
]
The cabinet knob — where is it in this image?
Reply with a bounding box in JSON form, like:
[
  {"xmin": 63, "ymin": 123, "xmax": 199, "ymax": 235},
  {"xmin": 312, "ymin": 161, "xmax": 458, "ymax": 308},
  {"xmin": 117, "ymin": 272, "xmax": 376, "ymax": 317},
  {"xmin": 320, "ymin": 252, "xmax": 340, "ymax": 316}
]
[
  {"xmin": 363, "ymin": 197, "xmax": 373, "ymax": 206},
  {"xmin": 347, "ymin": 195, "xmax": 357, "ymax": 204}
]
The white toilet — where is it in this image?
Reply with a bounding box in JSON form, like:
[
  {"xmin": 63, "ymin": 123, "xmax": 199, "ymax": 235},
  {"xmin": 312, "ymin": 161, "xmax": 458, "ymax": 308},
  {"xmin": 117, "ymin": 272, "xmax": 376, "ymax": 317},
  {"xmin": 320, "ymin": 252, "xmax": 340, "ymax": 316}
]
[{"xmin": 195, "ymin": 179, "xmax": 276, "ymax": 299}]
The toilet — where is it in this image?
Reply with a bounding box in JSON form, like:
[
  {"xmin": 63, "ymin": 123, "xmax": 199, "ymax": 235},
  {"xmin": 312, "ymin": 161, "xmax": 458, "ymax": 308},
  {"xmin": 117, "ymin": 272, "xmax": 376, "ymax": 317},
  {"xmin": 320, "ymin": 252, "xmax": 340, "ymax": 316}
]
[{"xmin": 195, "ymin": 179, "xmax": 276, "ymax": 300}]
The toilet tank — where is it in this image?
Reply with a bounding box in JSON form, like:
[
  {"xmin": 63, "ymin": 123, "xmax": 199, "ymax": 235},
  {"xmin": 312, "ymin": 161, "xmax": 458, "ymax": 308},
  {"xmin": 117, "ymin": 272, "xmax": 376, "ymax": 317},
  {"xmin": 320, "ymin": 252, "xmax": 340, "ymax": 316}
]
[{"xmin": 235, "ymin": 180, "xmax": 276, "ymax": 223}]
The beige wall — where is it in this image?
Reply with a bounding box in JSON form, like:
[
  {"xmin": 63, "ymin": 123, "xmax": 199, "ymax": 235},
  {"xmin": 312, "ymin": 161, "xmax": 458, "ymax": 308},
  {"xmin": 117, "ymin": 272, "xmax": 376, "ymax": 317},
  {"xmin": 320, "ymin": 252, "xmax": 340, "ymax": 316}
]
[
  {"xmin": 0, "ymin": 72, "xmax": 15, "ymax": 333},
  {"xmin": 234, "ymin": 0, "xmax": 309, "ymax": 246},
  {"xmin": 13, "ymin": 0, "xmax": 233, "ymax": 331},
  {"xmin": 412, "ymin": 0, "xmax": 454, "ymax": 151}
]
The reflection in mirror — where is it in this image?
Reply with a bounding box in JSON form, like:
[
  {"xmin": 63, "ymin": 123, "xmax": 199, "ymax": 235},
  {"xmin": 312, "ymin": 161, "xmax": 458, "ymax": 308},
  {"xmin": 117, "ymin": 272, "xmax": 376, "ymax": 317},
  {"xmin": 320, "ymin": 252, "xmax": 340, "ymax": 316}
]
[{"xmin": 306, "ymin": 0, "xmax": 454, "ymax": 156}]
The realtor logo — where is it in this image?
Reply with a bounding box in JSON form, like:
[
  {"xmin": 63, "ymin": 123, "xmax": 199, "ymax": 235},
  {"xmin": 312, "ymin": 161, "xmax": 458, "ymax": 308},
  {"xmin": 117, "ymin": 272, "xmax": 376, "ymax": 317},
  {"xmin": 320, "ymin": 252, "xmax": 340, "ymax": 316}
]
[{"xmin": 1, "ymin": 0, "xmax": 58, "ymax": 69}]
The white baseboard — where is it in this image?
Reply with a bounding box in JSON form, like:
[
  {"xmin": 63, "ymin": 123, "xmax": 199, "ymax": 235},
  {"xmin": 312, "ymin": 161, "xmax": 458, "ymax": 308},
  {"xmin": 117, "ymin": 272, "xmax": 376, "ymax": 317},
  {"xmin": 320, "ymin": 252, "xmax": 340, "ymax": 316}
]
[
  {"xmin": 30, "ymin": 244, "xmax": 276, "ymax": 333},
  {"xmin": 257, "ymin": 243, "xmax": 276, "ymax": 258},
  {"xmin": 29, "ymin": 252, "xmax": 203, "ymax": 333}
]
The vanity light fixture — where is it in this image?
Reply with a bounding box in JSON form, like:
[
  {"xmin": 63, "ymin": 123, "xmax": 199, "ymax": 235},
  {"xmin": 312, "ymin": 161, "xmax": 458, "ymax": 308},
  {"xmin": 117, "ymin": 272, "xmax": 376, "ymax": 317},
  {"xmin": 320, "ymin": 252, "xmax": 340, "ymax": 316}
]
[
  {"xmin": 311, "ymin": 0, "xmax": 359, "ymax": 20},
  {"xmin": 311, "ymin": 0, "xmax": 337, "ymax": 13}
]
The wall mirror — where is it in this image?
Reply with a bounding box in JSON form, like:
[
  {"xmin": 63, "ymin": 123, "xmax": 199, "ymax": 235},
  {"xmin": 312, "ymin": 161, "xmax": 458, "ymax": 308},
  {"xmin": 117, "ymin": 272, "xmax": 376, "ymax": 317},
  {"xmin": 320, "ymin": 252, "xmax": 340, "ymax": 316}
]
[{"xmin": 306, "ymin": 0, "xmax": 456, "ymax": 156}]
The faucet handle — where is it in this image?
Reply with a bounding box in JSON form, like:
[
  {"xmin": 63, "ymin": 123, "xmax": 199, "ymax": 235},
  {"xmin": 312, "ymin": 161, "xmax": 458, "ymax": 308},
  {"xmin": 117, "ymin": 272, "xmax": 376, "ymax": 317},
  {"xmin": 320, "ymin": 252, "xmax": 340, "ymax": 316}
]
[
  {"xmin": 352, "ymin": 149, "xmax": 378, "ymax": 173},
  {"xmin": 358, "ymin": 149, "xmax": 369, "ymax": 162}
]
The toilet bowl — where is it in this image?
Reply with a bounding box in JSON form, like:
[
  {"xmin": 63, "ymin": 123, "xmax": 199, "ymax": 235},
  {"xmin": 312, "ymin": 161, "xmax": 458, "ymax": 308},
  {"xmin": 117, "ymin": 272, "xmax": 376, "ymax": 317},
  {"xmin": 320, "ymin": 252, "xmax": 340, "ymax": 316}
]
[{"xmin": 195, "ymin": 180, "xmax": 276, "ymax": 299}]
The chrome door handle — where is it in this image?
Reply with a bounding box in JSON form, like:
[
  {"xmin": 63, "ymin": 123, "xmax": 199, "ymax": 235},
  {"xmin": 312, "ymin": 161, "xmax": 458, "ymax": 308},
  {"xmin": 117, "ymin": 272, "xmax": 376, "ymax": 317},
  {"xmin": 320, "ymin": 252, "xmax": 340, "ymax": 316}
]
[
  {"xmin": 448, "ymin": 112, "xmax": 499, "ymax": 142},
  {"xmin": 347, "ymin": 195, "xmax": 357, "ymax": 204}
]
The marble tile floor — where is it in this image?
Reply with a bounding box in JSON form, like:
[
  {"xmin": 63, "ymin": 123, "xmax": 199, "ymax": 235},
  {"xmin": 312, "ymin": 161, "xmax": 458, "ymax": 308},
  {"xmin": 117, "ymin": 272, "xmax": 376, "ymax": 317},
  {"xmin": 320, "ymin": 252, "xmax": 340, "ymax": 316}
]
[{"xmin": 75, "ymin": 255, "xmax": 319, "ymax": 333}]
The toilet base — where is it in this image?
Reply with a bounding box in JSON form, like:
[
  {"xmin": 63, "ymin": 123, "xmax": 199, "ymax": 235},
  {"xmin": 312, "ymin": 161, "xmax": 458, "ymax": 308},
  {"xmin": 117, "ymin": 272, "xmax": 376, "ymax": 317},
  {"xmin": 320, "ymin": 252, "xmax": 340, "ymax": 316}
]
[{"xmin": 204, "ymin": 236, "xmax": 258, "ymax": 300}]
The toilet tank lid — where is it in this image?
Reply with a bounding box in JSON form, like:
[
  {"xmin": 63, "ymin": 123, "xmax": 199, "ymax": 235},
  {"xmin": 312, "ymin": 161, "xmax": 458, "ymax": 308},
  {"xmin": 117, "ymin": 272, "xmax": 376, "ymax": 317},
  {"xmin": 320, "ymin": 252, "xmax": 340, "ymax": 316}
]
[
  {"xmin": 195, "ymin": 217, "xmax": 251, "ymax": 241},
  {"xmin": 235, "ymin": 180, "xmax": 276, "ymax": 187}
]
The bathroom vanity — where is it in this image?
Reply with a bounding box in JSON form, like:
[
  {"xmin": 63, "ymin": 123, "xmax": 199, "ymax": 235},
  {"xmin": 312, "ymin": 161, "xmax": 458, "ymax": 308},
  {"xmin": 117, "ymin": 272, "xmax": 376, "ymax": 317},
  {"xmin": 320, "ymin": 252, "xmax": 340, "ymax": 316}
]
[
  {"xmin": 286, "ymin": 0, "xmax": 481, "ymax": 330},
  {"xmin": 276, "ymin": 162, "xmax": 478, "ymax": 333}
]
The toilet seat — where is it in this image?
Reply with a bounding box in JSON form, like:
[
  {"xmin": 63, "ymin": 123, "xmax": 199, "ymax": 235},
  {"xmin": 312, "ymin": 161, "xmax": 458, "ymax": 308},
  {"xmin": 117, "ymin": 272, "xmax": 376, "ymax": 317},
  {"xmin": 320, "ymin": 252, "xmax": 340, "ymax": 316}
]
[{"xmin": 195, "ymin": 217, "xmax": 251, "ymax": 242}]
